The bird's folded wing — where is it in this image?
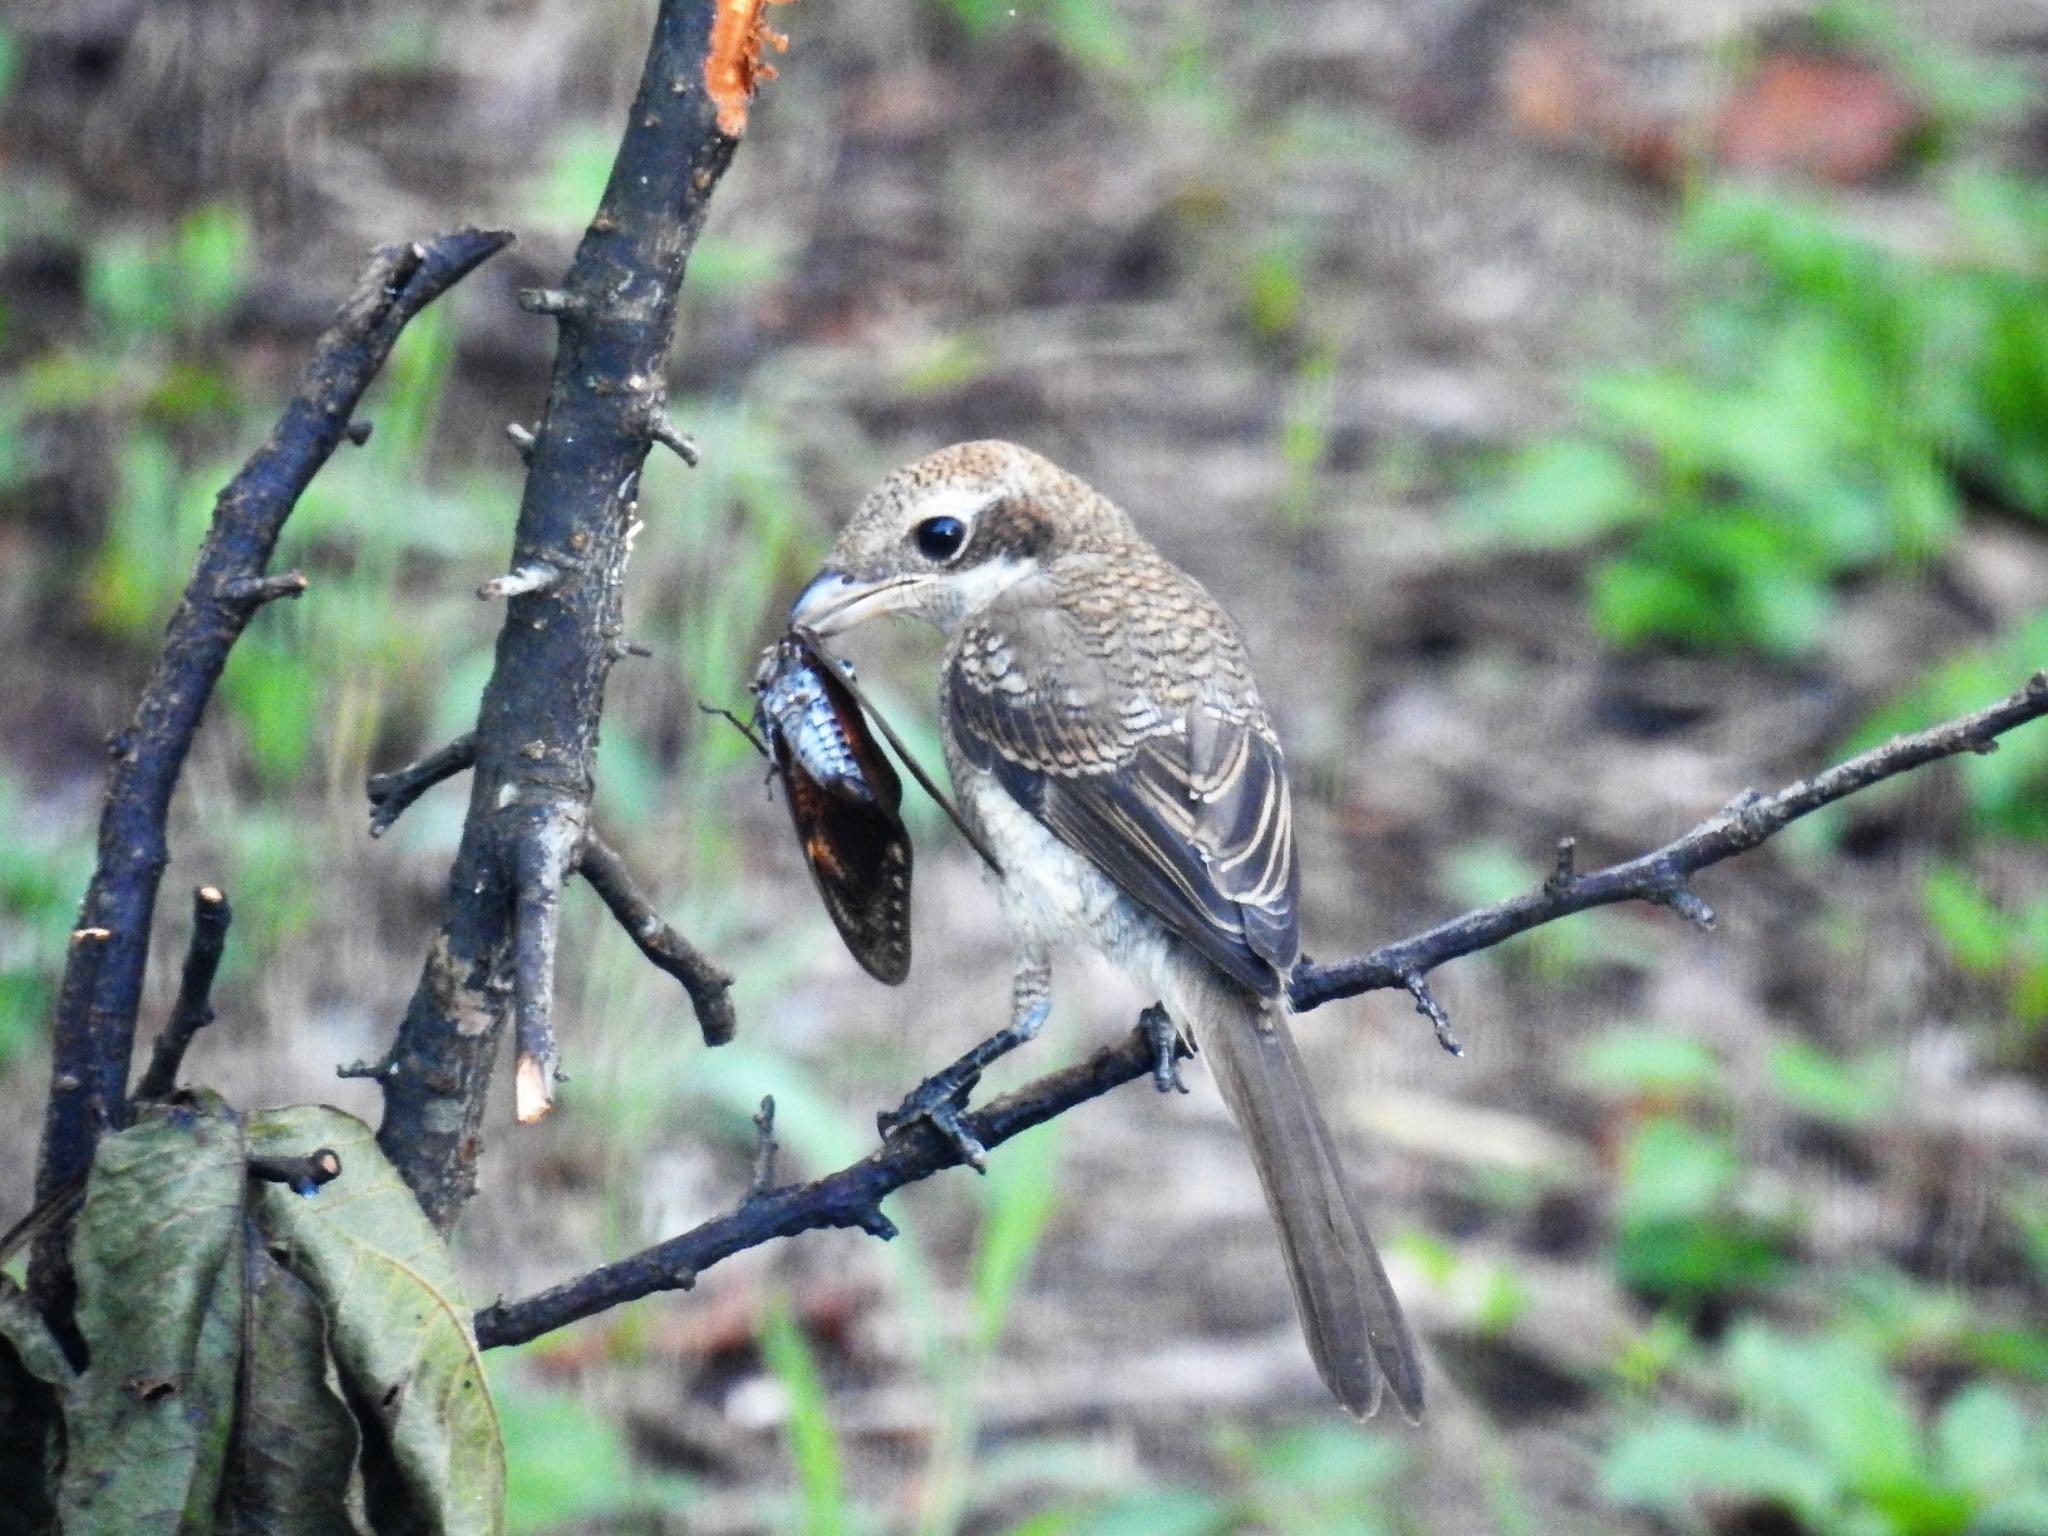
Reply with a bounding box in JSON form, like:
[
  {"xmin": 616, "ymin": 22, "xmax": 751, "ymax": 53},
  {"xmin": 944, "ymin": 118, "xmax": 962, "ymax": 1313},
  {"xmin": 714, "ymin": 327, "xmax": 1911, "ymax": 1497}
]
[{"xmin": 948, "ymin": 611, "xmax": 1300, "ymax": 997}]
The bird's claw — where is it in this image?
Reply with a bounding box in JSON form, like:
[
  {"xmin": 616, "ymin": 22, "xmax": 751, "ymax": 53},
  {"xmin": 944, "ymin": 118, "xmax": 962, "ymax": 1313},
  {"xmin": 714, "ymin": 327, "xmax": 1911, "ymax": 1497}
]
[
  {"xmin": 1140, "ymin": 1003, "xmax": 1190, "ymax": 1094},
  {"xmin": 878, "ymin": 1069, "xmax": 990, "ymax": 1171}
]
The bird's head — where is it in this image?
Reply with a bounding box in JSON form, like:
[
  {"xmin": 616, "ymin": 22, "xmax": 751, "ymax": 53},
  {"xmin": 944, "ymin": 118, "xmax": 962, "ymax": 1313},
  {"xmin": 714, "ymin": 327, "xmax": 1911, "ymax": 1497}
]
[{"xmin": 789, "ymin": 441, "xmax": 1133, "ymax": 637}]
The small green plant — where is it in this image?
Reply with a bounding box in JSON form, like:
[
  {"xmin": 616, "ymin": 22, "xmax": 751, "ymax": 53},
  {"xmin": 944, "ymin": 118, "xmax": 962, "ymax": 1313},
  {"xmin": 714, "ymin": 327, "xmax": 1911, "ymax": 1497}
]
[
  {"xmin": 1017, "ymin": 1420, "xmax": 1406, "ymax": 1536},
  {"xmin": 1603, "ymin": 1323, "xmax": 2048, "ymax": 1534},
  {"xmin": 1575, "ymin": 1027, "xmax": 1792, "ymax": 1303},
  {"xmin": 492, "ymin": 1366, "xmax": 698, "ymax": 1535},
  {"xmin": 1467, "ymin": 171, "xmax": 2048, "ymax": 657},
  {"xmin": 1921, "ymin": 862, "xmax": 2048, "ymax": 1036},
  {"xmin": 759, "ymin": 1299, "xmax": 856, "ymax": 1536},
  {"xmin": 0, "ymin": 772, "xmax": 93, "ymax": 1067}
]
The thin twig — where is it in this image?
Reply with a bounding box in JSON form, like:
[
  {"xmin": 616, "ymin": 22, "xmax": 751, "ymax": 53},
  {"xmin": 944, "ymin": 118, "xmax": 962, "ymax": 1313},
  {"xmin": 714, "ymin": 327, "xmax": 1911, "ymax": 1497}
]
[
  {"xmin": 1290, "ymin": 671, "xmax": 2048, "ymax": 1012},
  {"xmin": 578, "ymin": 834, "xmax": 737, "ymax": 1047},
  {"xmin": 473, "ymin": 672, "xmax": 2048, "ymax": 1349},
  {"xmin": 478, "ymin": 562, "xmax": 563, "ymax": 601},
  {"xmin": 133, "ymin": 887, "xmax": 233, "ymax": 1100},
  {"xmin": 644, "ymin": 410, "xmax": 702, "ymax": 467},
  {"xmin": 511, "ymin": 810, "xmax": 583, "ymax": 1124},
  {"xmin": 219, "ymin": 571, "xmax": 310, "ymax": 608},
  {"xmin": 366, "ymin": 733, "xmax": 478, "ymax": 838},
  {"xmin": 247, "ymin": 1149, "xmax": 342, "ymax": 1195},
  {"xmin": 750, "ymin": 1096, "xmax": 779, "ymax": 1195}
]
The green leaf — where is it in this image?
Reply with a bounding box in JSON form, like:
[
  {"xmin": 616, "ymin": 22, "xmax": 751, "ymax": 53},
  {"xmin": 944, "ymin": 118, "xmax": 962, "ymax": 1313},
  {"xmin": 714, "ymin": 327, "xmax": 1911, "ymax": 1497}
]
[
  {"xmin": 1067, "ymin": 1488, "xmax": 1229, "ymax": 1536},
  {"xmin": 973, "ymin": 1119, "xmax": 1063, "ymax": 1350},
  {"xmin": 248, "ymin": 1107, "xmax": 504, "ymax": 1536},
  {"xmin": 1765, "ymin": 1040, "xmax": 1900, "ymax": 1128},
  {"xmin": 1933, "ymin": 1383, "xmax": 2032, "ymax": 1499},
  {"xmin": 757, "ymin": 1299, "xmax": 847, "ymax": 1536},
  {"xmin": 1464, "ymin": 438, "xmax": 1646, "ymax": 549},
  {"xmin": 216, "ymin": 1245, "xmax": 369, "ymax": 1536},
  {"xmin": 1617, "ymin": 1118, "xmax": 1739, "ymax": 1223},
  {"xmin": 1923, "ymin": 864, "xmax": 2015, "ymax": 974},
  {"xmin": 1724, "ymin": 1328, "xmax": 1923, "ymax": 1494},
  {"xmin": 60, "ymin": 1099, "xmax": 247, "ymax": 1536},
  {"xmin": 1600, "ymin": 1417, "xmax": 1835, "ymax": 1523},
  {"xmin": 1576, "ymin": 1030, "xmax": 1724, "ymax": 1102},
  {"xmin": 495, "ymin": 1379, "xmax": 667, "ymax": 1536}
]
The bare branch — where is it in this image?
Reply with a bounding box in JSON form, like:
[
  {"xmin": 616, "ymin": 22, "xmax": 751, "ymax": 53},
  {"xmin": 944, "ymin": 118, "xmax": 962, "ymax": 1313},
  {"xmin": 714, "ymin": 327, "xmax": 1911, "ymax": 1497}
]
[
  {"xmin": 133, "ymin": 886, "xmax": 233, "ymax": 1101},
  {"xmin": 366, "ymin": 734, "xmax": 478, "ymax": 838},
  {"xmin": 750, "ymin": 1096, "xmax": 779, "ymax": 1196},
  {"xmin": 247, "ymin": 1148, "xmax": 343, "ymax": 1195},
  {"xmin": 1402, "ymin": 974, "xmax": 1462, "ymax": 1058},
  {"xmin": 1289, "ymin": 671, "xmax": 2048, "ymax": 1013},
  {"xmin": 517, "ymin": 287, "xmax": 585, "ymax": 318},
  {"xmin": 373, "ymin": 0, "xmax": 751, "ymax": 1230},
  {"xmin": 31, "ymin": 227, "xmax": 511, "ymax": 1314},
  {"xmin": 474, "ymin": 1027, "xmax": 1149, "ymax": 1349},
  {"xmin": 472, "ymin": 672, "xmax": 2048, "ymax": 1349},
  {"xmin": 578, "ymin": 833, "xmax": 737, "ymax": 1046},
  {"xmin": 644, "ymin": 410, "xmax": 702, "ymax": 467},
  {"xmin": 478, "ymin": 562, "xmax": 563, "ymax": 601},
  {"xmin": 511, "ymin": 810, "xmax": 584, "ymax": 1125},
  {"xmin": 219, "ymin": 571, "xmax": 309, "ymax": 608}
]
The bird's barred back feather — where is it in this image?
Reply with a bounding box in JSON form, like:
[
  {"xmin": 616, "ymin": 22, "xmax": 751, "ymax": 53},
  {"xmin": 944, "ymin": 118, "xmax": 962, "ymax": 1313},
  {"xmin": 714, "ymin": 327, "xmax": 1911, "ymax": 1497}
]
[{"xmin": 945, "ymin": 550, "xmax": 1300, "ymax": 996}]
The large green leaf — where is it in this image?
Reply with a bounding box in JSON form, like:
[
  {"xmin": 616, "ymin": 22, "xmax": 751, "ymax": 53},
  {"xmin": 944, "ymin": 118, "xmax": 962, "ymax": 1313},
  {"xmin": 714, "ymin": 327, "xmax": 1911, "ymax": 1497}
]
[
  {"xmin": 59, "ymin": 1098, "xmax": 247, "ymax": 1536},
  {"xmin": 248, "ymin": 1107, "xmax": 503, "ymax": 1536},
  {"xmin": 215, "ymin": 1242, "xmax": 369, "ymax": 1536}
]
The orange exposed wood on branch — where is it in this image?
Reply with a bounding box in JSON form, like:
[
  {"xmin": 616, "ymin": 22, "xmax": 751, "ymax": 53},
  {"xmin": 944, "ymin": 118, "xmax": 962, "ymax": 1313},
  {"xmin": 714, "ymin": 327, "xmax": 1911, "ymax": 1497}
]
[{"xmin": 705, "ymin": 0, "xmax": 792, "ymax": 137}]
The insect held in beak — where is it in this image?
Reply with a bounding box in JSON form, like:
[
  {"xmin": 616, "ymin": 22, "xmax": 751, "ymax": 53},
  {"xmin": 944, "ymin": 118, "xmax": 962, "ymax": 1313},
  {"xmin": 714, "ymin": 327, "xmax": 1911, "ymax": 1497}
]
[{"xmin": 752, "ymin": 631, "xmax": 915, "ymax": 985}]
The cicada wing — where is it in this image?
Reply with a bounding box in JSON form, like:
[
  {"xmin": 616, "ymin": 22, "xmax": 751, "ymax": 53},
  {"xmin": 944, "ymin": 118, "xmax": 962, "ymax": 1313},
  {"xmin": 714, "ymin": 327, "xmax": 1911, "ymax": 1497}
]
[{"xmin": 781, "ymin": 756, "xmax": 913, "ymax": 985}]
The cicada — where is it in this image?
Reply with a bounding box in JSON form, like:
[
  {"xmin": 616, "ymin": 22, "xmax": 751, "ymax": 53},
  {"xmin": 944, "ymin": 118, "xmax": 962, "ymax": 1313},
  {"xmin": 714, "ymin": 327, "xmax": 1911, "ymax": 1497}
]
[{"xmin": 752, "ymin": 631, "xmax": 913, "ymax": 985}]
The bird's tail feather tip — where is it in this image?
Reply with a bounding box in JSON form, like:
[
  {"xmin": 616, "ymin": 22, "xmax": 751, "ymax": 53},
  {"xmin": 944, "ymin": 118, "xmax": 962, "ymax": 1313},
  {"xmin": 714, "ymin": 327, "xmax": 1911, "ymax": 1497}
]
[{"xmin": 1185, "ymin": 980, "xmax": 1427, "ymax": 1423}]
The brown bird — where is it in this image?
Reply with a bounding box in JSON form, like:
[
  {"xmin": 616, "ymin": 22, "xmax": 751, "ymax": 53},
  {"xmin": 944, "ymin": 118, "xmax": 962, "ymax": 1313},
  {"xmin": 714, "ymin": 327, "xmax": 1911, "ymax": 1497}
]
[{"xmin": 789, "ymin": 440, "xmax": 1423, "ymax": 1420}]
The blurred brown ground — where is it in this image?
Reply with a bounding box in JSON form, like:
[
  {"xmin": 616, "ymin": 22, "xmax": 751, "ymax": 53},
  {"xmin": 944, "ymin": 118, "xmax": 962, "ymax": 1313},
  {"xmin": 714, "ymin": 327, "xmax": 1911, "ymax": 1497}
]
[{"xmin": 4, "ymin": 1, "xmax": 2048, "ymax": 1531}]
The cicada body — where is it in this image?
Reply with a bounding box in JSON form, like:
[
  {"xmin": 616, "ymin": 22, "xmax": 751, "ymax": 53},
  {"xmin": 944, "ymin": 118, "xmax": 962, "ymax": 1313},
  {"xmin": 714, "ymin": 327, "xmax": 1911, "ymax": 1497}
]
[{"xmin": 752, "ymin": 632, "xmax": 913, "ymax": 985}]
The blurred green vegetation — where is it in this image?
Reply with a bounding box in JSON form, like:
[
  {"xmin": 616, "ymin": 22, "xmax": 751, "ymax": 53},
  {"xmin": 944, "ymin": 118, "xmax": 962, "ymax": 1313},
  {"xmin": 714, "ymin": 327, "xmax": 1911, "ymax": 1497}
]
[
  {"xmin": 1605, "ymin": 1324, "xmax": 2048, "ymax": 1534},
  {"xmin": 2, "ymin": 3, "xmax": 2047, "ymax": 1533},
  {"xmin": 1467, "ymin": 171, "xmax": 2048, "ymax": 658}
]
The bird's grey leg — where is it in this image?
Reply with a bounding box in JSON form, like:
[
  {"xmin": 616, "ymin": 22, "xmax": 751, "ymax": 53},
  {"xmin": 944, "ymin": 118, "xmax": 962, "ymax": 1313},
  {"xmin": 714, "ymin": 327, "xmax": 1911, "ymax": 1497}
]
[
  {"xmin": 878, "ymin": 952, "xmax": 1052, "ymax": 1171},
  {"xmin": 1138, "ymin": 1003, "xmax": 1191, "ymax": 1094}
]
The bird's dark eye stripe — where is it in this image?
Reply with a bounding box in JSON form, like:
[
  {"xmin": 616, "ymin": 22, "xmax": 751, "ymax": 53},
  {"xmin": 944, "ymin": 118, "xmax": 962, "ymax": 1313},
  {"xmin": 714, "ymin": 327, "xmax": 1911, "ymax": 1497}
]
[{"xmin": 913, "ymin": 515, "xmax": 968, "ymax": 562}]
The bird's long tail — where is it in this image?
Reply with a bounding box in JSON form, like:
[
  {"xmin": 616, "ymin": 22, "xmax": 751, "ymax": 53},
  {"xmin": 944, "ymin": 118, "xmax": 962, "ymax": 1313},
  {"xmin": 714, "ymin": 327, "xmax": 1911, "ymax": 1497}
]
[{"xmin": 1178, "ymin": 971, "xmax": 1424, "ymax": 1421}]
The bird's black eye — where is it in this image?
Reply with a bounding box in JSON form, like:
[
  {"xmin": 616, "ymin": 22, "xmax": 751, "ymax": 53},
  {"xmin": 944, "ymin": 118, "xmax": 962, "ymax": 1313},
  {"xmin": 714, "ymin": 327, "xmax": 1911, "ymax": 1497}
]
[{"xmin": 913, "ymin": 515, "xmax": 968, "ymax": 563}]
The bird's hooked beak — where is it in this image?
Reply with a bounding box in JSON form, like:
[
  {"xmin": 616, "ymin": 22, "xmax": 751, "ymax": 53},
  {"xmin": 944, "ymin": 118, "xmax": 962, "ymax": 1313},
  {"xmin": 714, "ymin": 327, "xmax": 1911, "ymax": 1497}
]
[{"xmin": 787, "ymin": 568, "xmax": 931, "ymax": 636}]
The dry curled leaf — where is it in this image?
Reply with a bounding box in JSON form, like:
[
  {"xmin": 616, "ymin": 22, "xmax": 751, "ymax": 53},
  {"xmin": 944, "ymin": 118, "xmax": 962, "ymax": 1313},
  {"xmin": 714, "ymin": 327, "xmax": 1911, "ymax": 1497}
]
[{"xmin": 1714, "ymin": 52, "xmax": 1923, "ymax": 184}]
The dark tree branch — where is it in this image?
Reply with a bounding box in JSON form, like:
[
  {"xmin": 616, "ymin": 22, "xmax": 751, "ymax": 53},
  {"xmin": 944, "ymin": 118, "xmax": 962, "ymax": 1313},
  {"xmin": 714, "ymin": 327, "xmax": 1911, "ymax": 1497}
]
[
  {"xmin": 132, "ymin": 886, "xmax": 233, "ymax": 1101},
  {"xmin": 474, "ymin": 1029, "xmax": 1150, "ymax": 1348},
  {"xmin": 372, "ymin": 0, "xmax": 752, "ymax": 1230},
  {"xmin": 577, "ymin": 833, "xmax": 737, "ymax": 1047},
  {"xmin": 1288, "ymin": 670, "xmax": 2048, "ymax": 1011},
  {"xmin": 366, "ymin": 733, "xmax": 478, "ymax": 838},
  {"xmin": 472, "ymin": 671, "xmax": 2048, "ymax": 1350},
  {"xmin": 30, "ymin": 228, "xmax": 511, "ymax": 1313}
]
